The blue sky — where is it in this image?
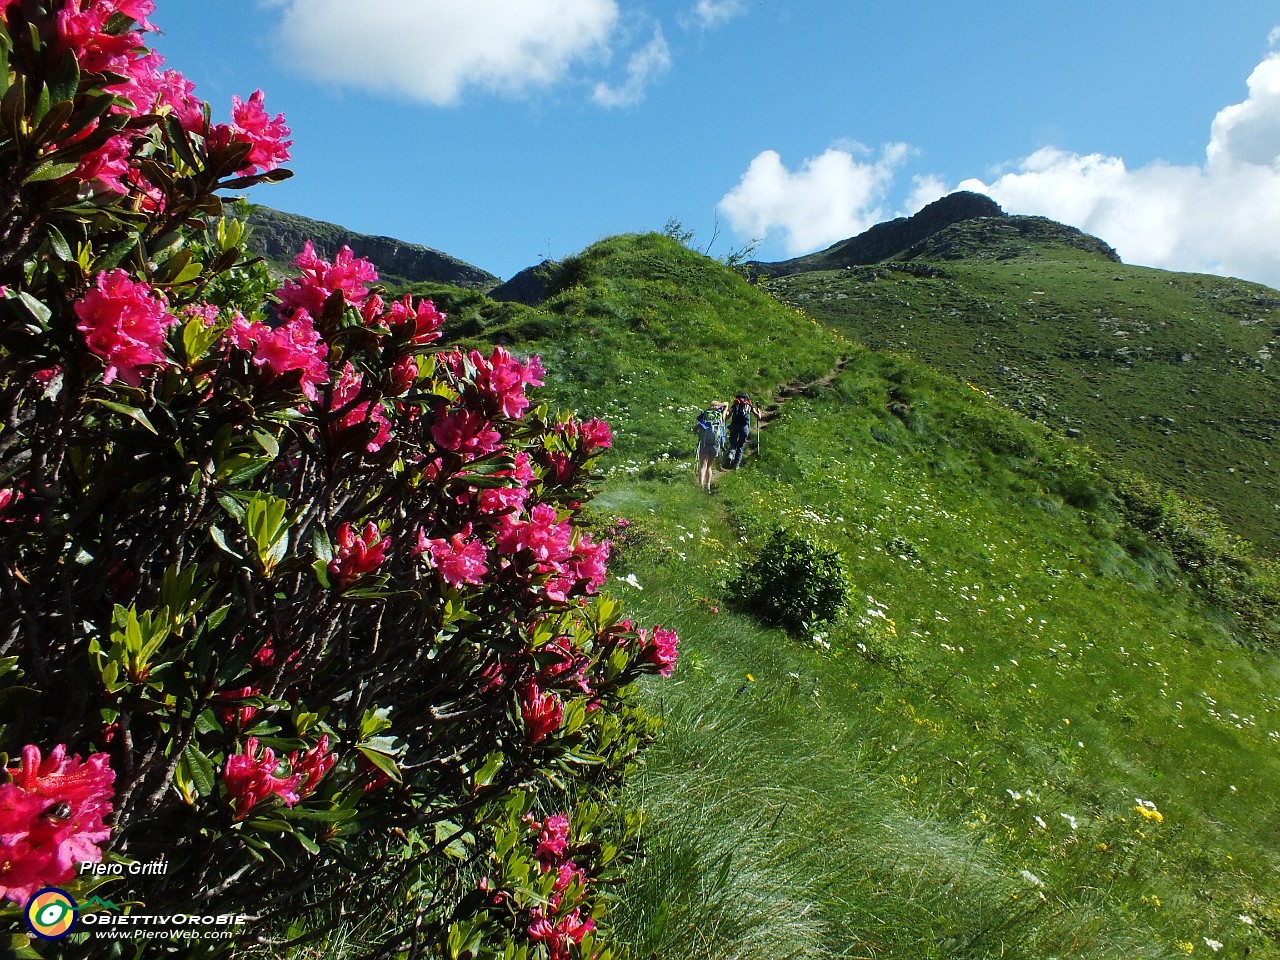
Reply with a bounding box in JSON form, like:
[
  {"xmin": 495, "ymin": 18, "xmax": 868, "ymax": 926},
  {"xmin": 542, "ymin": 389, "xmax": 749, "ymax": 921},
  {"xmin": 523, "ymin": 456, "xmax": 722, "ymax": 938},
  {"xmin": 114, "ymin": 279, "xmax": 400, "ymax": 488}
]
[{"xmin": 150, "ymin": 2, "xmax": 1280, "ymax": 287}]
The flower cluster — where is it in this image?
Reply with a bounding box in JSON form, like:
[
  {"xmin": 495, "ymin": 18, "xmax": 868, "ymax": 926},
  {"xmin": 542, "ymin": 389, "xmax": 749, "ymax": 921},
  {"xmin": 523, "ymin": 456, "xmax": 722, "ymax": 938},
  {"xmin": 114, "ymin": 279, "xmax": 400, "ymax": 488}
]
[
  {"xmin": 0, "ymin": 744, "xmax": 115, "ymax": 905},
  {"xmin": 74, "ymin": 270, "xmax": 176, "ymax": 386},
  {"xmin": 523, "ymin": 813, "xmax": 596, "ymax": 960},
  {"xmin": 223, "ymin": 736, "xmax": 333, "ymax": 820}
]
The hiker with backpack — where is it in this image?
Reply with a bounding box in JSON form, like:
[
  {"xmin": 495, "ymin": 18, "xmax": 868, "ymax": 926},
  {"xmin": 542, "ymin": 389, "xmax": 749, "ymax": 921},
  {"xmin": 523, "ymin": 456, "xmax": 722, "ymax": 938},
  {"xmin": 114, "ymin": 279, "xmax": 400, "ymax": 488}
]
[
  {"xmin": 724, "ymin": 393, "xmax": 759, "ymax": 470},
  {"xmin": 693, "ymin": 402, "xmax": 727, "ymax": 492}
]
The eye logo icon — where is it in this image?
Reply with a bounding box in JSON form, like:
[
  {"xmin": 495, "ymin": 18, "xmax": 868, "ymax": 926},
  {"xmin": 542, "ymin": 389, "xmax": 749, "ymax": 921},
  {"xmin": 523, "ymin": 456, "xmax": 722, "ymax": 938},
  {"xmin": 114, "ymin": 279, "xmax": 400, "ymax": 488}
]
[{"xmin": 26, "ymin": 888, "xmax": 78, "ymax": 939}]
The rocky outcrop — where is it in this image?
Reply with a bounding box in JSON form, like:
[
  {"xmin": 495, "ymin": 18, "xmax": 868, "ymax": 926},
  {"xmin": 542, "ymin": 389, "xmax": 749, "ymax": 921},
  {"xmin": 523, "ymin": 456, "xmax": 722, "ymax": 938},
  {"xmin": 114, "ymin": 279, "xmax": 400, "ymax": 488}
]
[{"xmin": 489, "ymin": 260, "xmax": 561, "ymax": 306}]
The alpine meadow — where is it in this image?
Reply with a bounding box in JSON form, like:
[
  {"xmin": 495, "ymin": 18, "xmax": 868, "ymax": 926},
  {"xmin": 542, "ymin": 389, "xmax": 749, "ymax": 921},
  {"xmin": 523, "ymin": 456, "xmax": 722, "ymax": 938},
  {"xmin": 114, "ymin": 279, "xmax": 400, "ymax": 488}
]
[{"xmin": 2, "ymin": 3, "xmax": 1280, "ymax": 960}]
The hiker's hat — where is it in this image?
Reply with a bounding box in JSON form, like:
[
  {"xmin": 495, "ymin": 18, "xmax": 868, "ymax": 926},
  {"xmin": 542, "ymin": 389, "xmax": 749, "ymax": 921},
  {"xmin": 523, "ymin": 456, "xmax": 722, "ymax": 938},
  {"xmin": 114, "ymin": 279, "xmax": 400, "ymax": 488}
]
[{"xmin": 735, "ymin": 393, "xmax": 749, "ymax": 401}]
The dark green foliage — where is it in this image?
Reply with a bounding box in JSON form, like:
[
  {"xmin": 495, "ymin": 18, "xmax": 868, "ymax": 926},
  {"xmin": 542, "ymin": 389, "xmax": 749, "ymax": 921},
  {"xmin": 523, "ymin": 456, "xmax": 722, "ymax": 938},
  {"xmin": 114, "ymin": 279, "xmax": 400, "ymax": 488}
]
[{"xmin": 734, "ymin": 527, "xmax": 853, "ymax": 633}]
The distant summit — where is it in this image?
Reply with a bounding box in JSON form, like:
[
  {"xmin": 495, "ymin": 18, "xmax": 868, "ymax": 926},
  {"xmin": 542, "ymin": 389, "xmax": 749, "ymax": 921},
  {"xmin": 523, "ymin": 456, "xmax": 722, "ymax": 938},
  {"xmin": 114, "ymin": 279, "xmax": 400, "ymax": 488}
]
[
  {"xmin": 244, "ymin": 206, "xmax": 499, "ymax": 291},
  {"xmin": 747, "ymin": 191, "xmax": 1005, "ymax": 279}
]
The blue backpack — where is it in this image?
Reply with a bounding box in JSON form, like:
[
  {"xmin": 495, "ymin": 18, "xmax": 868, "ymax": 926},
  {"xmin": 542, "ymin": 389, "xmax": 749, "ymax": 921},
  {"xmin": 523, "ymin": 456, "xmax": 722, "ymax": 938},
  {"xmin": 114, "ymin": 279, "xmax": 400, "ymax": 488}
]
[{"xmin": 694, "ymin": 409, "xmax": 724, "ymax": 453}]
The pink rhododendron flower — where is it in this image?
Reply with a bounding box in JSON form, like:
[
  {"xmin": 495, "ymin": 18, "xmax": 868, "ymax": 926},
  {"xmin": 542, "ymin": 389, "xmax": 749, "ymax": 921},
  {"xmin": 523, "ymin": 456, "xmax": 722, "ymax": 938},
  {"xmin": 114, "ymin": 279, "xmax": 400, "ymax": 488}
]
[
  {"xmin": 419, "ymin": 524, "xmax": 489, "ymax": 587},
  {"xmin": 327, "ymin": 363, "xmax": 391, "ymax": 452},
  {"xmin": 495, "ymin": 504, "xmax": 573, "ymax": 566},
  {"xmin": 223, "ymin": 737, "xmax": 303, "ymax": 820},
  {"xmin": 575, "ymin": 417, "xmax": 613, "ymax": 451},
  {"xmin": 477, "ymin": 452, "xmax": 536, "ymax": 515},
  {"xmin": 0, "ymin": 744, "xmax": 115, "ymax": 905},
  {"xmin": 74, "ymin": 269, "xmax": 175, "ymax": 386},
  {"xmin": 469, "ymin": 346, "xmax": 545, "ymax": 418},
  {"xmin": 227, "ymin": 311, "xmax": 330, "ymax": 401},
  {"xmin": 207, "ymin": 90, "xmax": 292, "ymax": 176},
  {"xmin": 73, "ymin": 133, "xmax": 133, "ymax": 194},
  {"xmin": 154, "ymin": 67, "xmax": 205, "ymax": 133},
  {"xmin": 381, "ymin": 294, "xmax": 446, "ymax": 345},
  {"xmin": 290, "ymin": 736, "xmax": 336, "ymax": 800},
  {"xmin": 533, "ymin": 813, "xmax": 570, "ymax": 865},
  {"xmin": 430, "ymin": 404, "xmax": 503, "ymax": 458},
  {"xmin": 637, "ymin": 624, "xmax": 680, "ymax": 678},
  {"xmin": 276, "ymin": 242, "xmax": 379, "ymax": 319},
  {"xmin": 328, "ymin": 521, "xmax": 390, "ymax": 587},
  {"xmin": 519, "ymin": 683, "xmax": 563, "ymax": 745},
  {"xmin": 227, "ymin": 89, "xmax": 292, "ymax": 174},
  {"xmin": 569, "ymin": 533, "xmax": 610, "ymax": 593},
  {"xmin": 527, "ymin": 907, "xmax": 595, "ymax": 960}
]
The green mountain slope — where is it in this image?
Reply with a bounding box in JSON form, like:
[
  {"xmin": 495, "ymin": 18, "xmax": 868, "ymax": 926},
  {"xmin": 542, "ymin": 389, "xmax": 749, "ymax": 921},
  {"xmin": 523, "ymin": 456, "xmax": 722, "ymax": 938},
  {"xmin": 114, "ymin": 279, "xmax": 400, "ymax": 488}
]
[
  {"xmin": 762, "ymin": 218, "xmax": 1280, "ymax": 555},
  {"xmin": 417, "ymin": 232, "xmax": 1280, "ymax": 959}
]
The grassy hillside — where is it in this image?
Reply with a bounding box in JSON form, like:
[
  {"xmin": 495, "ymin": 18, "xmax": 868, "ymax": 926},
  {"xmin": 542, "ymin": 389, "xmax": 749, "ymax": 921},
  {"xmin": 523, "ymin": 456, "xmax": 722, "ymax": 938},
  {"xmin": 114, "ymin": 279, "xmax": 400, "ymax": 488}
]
[
  {"xmin": 760, "ymin": 221, "xmax": 1280, "ymax": 555},
  {"xmin": 418, "ymin": 233, "xmax": 1280, "ymax": 959}
]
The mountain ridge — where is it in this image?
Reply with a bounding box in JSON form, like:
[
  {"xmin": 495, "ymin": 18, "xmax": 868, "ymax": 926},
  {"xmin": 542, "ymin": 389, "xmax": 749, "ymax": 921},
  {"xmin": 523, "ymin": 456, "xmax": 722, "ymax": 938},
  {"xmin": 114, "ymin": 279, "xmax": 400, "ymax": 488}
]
[{"xmin": 244, "ymin": 205, "xmax": 499, "ymax": 291}]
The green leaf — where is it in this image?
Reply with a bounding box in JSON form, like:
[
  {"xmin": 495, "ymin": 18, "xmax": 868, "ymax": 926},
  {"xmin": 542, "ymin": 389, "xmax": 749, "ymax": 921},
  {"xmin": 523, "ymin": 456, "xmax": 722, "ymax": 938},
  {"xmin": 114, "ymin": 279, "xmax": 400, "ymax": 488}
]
[
  {"xmin": 90, "ymin": 398, "xmax": 158, "ymax": 435},
  {"xmin": 209, "ymin": 525, "xmax": 243, "ymax": 561},
  {"xmin": 94, "ymin": 235, "xmax": 139, "ymax": 272},
  {"xmin": 355, "ymin": 746, "xmax": 402, "ymax": 784},
  {"xmin": 16, "ymin": 291, "xmax": 51, "ymax": 326},
  {"xmin": 180, "ymin": 743, "xmax": 217, "ymax": 797},
  {"xmin": 46, "ymin": 225, "xmax": 73, "ymax": 263},
  {"xmin": 22, "ymin": 158, "xmax": 78, "ymax": 183}
]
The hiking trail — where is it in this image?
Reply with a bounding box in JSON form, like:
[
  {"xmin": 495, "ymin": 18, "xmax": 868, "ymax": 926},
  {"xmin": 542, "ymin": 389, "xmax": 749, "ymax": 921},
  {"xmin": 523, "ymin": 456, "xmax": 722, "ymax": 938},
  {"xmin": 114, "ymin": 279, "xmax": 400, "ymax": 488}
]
[{"xmin": 709, "ymin": 355, "xmax": 851, "ymax": 484}]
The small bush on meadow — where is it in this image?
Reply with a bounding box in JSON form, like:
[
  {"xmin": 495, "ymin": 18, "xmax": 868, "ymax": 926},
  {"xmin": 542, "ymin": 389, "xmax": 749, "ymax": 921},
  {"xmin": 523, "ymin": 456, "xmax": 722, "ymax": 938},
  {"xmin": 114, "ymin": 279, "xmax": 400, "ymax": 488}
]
[{"xmin": 734, "ymin": 527, "xmax": 853, "ymax": 635}]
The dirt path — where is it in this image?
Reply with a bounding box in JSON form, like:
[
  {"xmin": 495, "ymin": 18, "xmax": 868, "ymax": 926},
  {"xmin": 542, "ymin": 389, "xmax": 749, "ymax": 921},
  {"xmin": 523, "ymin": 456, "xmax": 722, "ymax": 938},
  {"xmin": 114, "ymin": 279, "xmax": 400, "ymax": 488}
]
[{"xmin": 710, "ymin": 355, "xmax": 851, "ymax": 482}]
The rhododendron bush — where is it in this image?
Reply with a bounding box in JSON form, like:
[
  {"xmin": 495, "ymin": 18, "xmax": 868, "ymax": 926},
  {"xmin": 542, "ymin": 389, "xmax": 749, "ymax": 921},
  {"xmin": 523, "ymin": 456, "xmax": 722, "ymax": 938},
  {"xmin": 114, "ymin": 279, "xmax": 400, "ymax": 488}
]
[{"xmin": 0, "ymin": 2, "xmax": 674, "ymax": 955}]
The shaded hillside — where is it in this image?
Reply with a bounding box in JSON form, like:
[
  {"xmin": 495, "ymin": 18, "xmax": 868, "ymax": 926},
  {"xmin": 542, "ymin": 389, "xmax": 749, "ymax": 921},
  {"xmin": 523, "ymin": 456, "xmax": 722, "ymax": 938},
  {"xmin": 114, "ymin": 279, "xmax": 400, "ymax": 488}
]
[
  {"xmin": 244, "ymin": 205, "xmax": 498, "ymax": 290},
  {"xmin": 747, "ymin": 190, "xmax": 1005, "ymax": 278},
  {"xmin": 764, "ymin": 220, "xmax": 1280, "ymax": 555}
]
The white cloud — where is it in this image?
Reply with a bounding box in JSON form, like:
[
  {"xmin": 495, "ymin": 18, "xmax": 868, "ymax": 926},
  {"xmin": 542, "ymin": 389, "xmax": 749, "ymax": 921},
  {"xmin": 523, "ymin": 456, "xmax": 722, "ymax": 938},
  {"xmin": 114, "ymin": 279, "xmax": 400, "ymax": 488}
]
[
  {"xmin": 691, "ymin": 0, "xmax": 747, "ymax": 28},
  {"xmin": 718, "ymin": 143, "xmax": 910, "ymax": 254},
  {"xmin": 273, "ymin": 0, "xmax": 618, "ymax": 105},
  {"xmin": 593, "ymin": 27, "xmax": 672, "ymax": 108},
  {"xmin": 957, "ymin": 52, "xmax": 1280, "ymax": 287}
]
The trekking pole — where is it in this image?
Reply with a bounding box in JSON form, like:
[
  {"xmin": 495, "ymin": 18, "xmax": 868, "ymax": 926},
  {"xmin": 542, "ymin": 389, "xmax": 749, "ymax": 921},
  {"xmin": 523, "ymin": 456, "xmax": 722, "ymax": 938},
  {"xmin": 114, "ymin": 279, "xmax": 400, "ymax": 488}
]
[{"xmin": 755, "ymin": 408, "xmax": 761, "ymax": 457}]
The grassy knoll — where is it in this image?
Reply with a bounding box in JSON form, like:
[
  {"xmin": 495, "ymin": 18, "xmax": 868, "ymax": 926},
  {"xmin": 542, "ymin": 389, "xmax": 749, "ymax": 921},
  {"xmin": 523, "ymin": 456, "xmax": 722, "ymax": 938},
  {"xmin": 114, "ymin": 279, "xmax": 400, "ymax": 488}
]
[{"xmin": 429, "ymin": 233, "xmax": 1280, "ymax": 959}]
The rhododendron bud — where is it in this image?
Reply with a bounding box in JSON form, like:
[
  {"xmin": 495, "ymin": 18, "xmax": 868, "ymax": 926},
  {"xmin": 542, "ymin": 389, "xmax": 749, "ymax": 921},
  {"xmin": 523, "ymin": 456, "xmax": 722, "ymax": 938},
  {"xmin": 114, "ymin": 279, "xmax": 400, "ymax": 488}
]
[
  {"xmin": 0, "ymin": 744, "xmax": 115, "ymax": 905},
  {"xmin": 388, "ymin": 355, "xmax": 418, "ymax": 395},
  {"xmin": 329, "ymin": 521, "xmax": 390, "ymax": 587},
  {"xmin": 223, "ymin": 737, "xmax": 303, "ymax": 820},
  {"xmin": 215, "ymin": 685, "xmax": 260, "ymax": 729},
  {"xmin": 74, "ymin": 269, "xmax": 175, "ymax": 386},
  {"xmin": 519, "ymin": 683, "xmax": 563, "ymax": 745}
]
